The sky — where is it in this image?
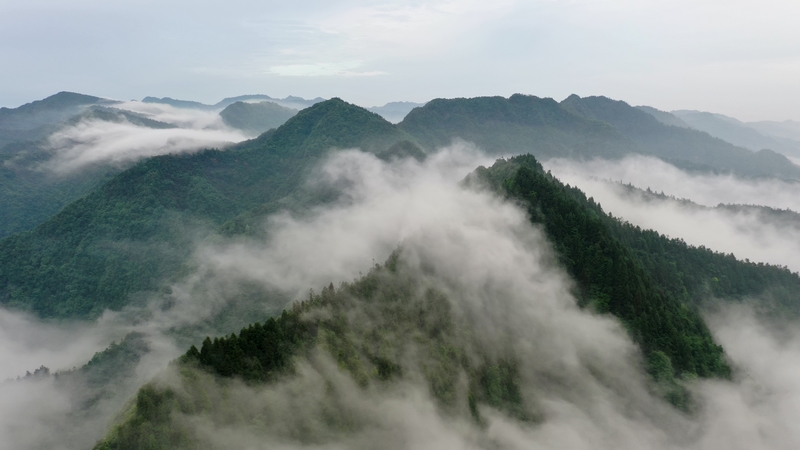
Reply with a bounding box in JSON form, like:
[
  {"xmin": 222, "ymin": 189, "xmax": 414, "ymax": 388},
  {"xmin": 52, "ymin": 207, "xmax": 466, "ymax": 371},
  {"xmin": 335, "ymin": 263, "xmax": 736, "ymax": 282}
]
[{"xmin": 1, "ymin": 0, "xmax": 800, "ymax": 121}]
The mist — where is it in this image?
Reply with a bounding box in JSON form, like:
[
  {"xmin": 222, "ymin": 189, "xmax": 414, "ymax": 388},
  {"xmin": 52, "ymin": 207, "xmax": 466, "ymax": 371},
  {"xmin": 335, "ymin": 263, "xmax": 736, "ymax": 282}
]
[
  {"xmin": 112, "ymin": 148, "xmax": 800, "ymax": 449},
  {"xmin": 40, "ymin": 101, "xmax": 249, "ymax": 174},
  {"xmin": 6, "ymin": 147, "xmax": 800, "ymax": 449},
  {"xmin": 545, "ymin": 155, "xmax": 800, "ymax": 211},
  {"xmin": 543, "ymin": 156, "xmax": 800, "ymax": 271}
]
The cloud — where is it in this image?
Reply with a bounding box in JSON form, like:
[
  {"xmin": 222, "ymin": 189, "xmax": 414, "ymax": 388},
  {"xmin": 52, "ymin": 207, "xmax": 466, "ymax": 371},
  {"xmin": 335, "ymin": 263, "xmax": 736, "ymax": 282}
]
[
  {"xmin": 545, "ymin": 155, "xmax": 800, "ymax": 210},
  {"xmin": 543, "ymin": 156, "xmax": 800, "ymax": 271},
  {"xmin": 40, "ymin": 101, "xmax": 249, "ymax": 174},
  {"xmin": 8, "ymin": 146, "xmax": 800, "ymax": 449},
  {"xmin": 151, "ymin": 147, "xmax": 800, "ymax": 450}
]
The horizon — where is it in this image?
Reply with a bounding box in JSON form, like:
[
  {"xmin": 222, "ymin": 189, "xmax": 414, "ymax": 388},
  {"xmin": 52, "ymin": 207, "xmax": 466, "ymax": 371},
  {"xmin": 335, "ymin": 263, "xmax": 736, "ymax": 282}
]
[
  {"xmin": 5, "ymin": 89, "xmax": 798, "ymax": 126},
  {"xmin": 2, "ymin": 0, "xmax": 799, "ymax": 122}
]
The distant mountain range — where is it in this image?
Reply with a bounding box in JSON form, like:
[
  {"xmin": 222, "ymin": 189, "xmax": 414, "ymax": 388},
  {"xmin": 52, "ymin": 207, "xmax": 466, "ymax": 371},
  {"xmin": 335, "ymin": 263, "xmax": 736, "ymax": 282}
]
[
  {"xmin": 142, "ymin": 94, "xmax": 325, "ymax": 111},
  {"xmin": 637, "ymin": 105, "xmax": 800, "ymax": 158}
]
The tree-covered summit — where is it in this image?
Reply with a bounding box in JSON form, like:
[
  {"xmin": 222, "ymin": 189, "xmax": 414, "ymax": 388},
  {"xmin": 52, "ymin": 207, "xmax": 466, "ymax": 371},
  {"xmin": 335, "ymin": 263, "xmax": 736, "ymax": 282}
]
[{"xmin": 399, "ymin": 94, "xmax": 637, "ymax": 158}]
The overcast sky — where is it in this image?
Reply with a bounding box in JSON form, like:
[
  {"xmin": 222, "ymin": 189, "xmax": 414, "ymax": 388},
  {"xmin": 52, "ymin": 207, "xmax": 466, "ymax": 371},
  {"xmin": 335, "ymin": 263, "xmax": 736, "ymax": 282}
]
[{"xmin": 2, "ymin": 0, "xmax": 798, "ymax": 121}]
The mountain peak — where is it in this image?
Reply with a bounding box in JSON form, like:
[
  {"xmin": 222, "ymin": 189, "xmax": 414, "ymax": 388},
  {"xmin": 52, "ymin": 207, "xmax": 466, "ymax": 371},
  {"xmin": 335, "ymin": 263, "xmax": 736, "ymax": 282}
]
[{"xmin": 259, "ymin": 97, "xmax": 407, "ymax": 156}]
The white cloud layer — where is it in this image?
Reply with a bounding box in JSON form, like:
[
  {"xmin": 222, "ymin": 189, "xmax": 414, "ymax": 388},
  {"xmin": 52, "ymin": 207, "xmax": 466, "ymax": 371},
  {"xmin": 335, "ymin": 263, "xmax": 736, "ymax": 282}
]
[{"xmin": 41, "ymin": 102, "xmax": 249, "ymax": 174}]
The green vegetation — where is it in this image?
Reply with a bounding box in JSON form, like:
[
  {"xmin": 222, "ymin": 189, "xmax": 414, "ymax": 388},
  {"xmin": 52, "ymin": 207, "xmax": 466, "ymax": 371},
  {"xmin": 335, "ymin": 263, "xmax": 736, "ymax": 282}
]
[
  {"xmin": 0, "ymin": 142, "xmax": 117, "ymax": 237},
  {"xmin": 472, "ymin": 155, "xmax": 730, "ymax": 379},
  {"xmin": 92, "ymin": 153, "xmax": 800, "ymax": 448},
  {"xmin": 399, "ymin": 94, "xmax": 638, "ymax": 159},
  {"xmin": 0, "ymin": 104, "xmax": 173, "ymax": 238},
  {"xmin": 399, "ymin": 94, "xmax": 800, "ymax": 180},
  {"xmin": 94, "ymin": 256, "xmax": 535, "ymax": 450},
  {"xmin": 219, "ymin": 101, "xmax": 297, "ymax": 136},
  {"xmin": 0, "ymin": 98, "xmax": 415, "ymax": 318}
]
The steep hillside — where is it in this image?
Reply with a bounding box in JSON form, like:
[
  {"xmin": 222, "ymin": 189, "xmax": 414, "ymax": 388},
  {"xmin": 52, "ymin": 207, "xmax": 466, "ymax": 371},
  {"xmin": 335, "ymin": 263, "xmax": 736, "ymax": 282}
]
[
  {"xmin": 0, "ymin": 99, "xmax": 413, "ymax": 318},
  {"xmin": 399, "ymin": 94, "xmax": 639, "ymax": 158},
  {"xmin": 561, "ymin": 95, "xmax": 800, "ymax": 179}
]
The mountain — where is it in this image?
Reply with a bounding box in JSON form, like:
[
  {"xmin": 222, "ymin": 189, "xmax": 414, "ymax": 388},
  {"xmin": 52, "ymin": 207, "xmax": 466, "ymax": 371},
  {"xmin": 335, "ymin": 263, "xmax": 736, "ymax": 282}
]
[
  {"xmin": 142, "ymin": 95, "xmax": 325, "ymax": 111},
  {"xmin": 219, "ymin": 101, "xmax": 297, "ymax": 136},
  {"xmin": 66, "ymin": 106, "xmax": 177, "ymax": 130},
  {"xmin": 368, "ymin": 101, "xmax": 426, "ymax": 123},
  {"xmin": 0, "ymin": 106, "xmax": 176, "ymax": 238},
  {"xmin": 217, "ymin": 95, "xmax": 324, "ymax": 110},
  {"xmin": 748, "ymin": 119, "xmax": 800, "ymax": 142},
  {"xmin": 0, "ymin": 99, "xmax": 415, "ymax": 318},
  {"xmin": 635, "ymin": 105, "xmax": 690, "ymax": 128},
  {"xmin": 399, "ymin": 94, "xmax": 638, "ymax": 159},
  {"xmin": 561, "ymin": 95, "xmax": 800, "ymax": 179},
  {"xmin": 666, "ymin": 109, "xmax": 800, "ymax": 158},
  {"xmin": 93, "ymin": 154, "xmax": 800, "ymax": 449},
  {"xmin": 140, "ymin": 96, "xmax": 210, "ymax": 109},
  {"xmin": 0, "ymin": 91, "xmax": 113, "ymax": 147}
]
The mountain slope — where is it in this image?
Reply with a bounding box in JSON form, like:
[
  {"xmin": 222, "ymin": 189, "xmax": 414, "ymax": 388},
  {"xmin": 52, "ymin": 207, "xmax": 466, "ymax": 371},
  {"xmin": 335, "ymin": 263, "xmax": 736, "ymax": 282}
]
[
  {"xmin": 0, "ymin": 105, "xmax": 178, "ymax": 238},
  {"xmin": 0, "ymin": 91, "xmax": 112, "ymax": 147},
  {"xmin": 0, "ymin": 99, "xmax": 413, "ymax": 318},
  {"xmin": 635, "ymin": 105, "xmax": 691, "ymax": 128},
  {"xmin": 669, "ymin": 109, "xmax": 800, "ymax": 157},
  {"xmin": 219, "ymin": 101, "xmax": 297, "ymax": 136},
  {"xmin": 399, "ymin": 94, "xmax": 638, "ymax": 158},
  {"xmin": 561, "ymin": 95, "xmax": 800, "ymax": 178}
]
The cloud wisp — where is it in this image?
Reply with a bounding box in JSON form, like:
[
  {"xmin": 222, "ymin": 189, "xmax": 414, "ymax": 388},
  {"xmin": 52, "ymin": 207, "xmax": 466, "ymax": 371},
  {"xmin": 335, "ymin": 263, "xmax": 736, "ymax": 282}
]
[
  {"xmin": 40, "ymin": 101, "xmax": 249, "ymax": 174},
  {"xmin": 544, "ymin": 156, "xmax": 800, "ymax": 271},
  {"xmin": 545, "ymin": 155, "xmax": 800, "ymax": 210}
]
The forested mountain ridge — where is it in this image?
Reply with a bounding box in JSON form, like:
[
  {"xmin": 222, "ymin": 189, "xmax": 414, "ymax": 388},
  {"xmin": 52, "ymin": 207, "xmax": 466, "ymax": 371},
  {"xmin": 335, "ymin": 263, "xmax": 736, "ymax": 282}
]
[
  {"xmin": 0, "ymin": 98, "xmax": 414, "ymax": 318},
  {"xmin": 91, "ymin": 153, "xmax": 800, "ymax": 450},
  {"xmin": 561, "ymin": 95, "xmax": 800, "ymax": 179},
  {"xmin": 398, "ymin": 94, "xmax": 639, "ymax": 159}
]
